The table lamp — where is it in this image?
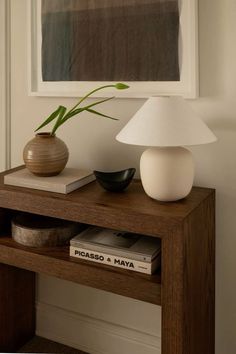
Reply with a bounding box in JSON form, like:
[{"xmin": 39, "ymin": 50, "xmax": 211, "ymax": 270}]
[{"xmin": 116, "ymin": 96, "xmax": 217, "ymax": 201}]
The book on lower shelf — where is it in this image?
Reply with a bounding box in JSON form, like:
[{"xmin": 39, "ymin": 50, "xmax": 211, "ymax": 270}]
[
  {"xmin": 70, "ymin": 226, "xmax": 161, "ymax": 274},
  {"xmin": 4, "ymin": 168, "xmax": 95, "ymax": 194}
]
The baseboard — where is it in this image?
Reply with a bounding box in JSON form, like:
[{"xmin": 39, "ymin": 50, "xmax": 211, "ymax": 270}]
[{"xmin": 36, "ymin": 302, "xmax": 161, "ymax": 354}]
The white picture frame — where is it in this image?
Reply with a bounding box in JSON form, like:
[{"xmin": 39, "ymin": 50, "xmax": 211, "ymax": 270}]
[{"xmin": 28, "ymin": 0, "xmax": 198, "ymax": 99}]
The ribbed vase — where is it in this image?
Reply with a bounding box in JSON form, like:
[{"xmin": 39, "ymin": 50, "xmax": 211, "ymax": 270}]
[{"xmin": 23, "ymin": 133, "xmax": 69, "ymax": 177}]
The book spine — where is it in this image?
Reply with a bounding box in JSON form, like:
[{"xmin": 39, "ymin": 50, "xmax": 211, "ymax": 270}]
[
  {"xmin": 70, "ymin": 241, "xmax": 156, "ymax": 262},
  {"xmin": 66, "ymin": 174, "xmax": 95, "ymax": 193},
  {"xmin": 70, "ymin": 246, "xmax": 157, "ymax": 274}
]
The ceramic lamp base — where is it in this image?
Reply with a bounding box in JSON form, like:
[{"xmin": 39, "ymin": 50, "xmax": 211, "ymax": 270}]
[{"xmin": 140, "ymin": 147, "xmax": 194, "ymax": 202}]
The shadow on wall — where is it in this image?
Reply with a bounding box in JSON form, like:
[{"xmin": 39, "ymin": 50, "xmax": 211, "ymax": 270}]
[
  {"xmin": 199, "ymin": 0, "xmax": 226, "ymax": 97},
  {"xmin": 209, "ymin": 117, "xmax": 236, "ymax": 132},
  {"xmin": 89, "ymin": 142, "xmax": 143, "ymax": 175}
]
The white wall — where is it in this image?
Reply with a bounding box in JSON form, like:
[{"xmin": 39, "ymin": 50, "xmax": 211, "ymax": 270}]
[
  {"xmin": 8, "ymin": 0, "xmax": 236, "ymax": 353},
  {"xmin": 0, "ymin": 0, "xmax": 10, "ymax": 171}
]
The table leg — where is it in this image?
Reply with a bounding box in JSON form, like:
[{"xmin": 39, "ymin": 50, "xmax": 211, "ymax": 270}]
[
  {"xmin": 0, "ymin": 263, "xmax": 35, "ymax": 352},
  {"xmin": 161, "ymin": 194, "xmax": 215, "ymax": 354}
]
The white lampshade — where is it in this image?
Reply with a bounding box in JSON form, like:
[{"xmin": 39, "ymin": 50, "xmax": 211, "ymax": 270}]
[{"xmin": 116, "ymin": 96, "xmax": 217, "ymax": 147}]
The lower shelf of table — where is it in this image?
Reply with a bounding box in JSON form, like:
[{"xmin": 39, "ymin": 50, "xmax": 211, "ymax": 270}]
[
  {"xmin": 0, "ymin": 236, "xmax": 161, "ymax": 305},
  {"xmin": 18, "ymin": 336, "xmax": 87, "ymax": 353}
]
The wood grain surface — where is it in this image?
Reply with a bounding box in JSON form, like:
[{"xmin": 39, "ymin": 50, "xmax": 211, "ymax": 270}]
[
  {"xmin": 19, "ymin": 336, "xmax": 87, "ymax": 353},
  {"xmin": 0, "ymin": 264, "xmax": 35, "ymax": 352},
  {"xmin": 182, "ymin": 192, "xmax": 215, "ymax": 354},
  {"xmin": 0, "ymin": 166, "xmax": 215, "ymax": 354},
  {"xmin": 0, "ymin": 236, "xmax": 161, "ymax": 305},
  {"xmin": 161, "ymin": 192, "xmax": 215, "ymax": 354},
  {"xmin": 1, "ymin": 166, "xmax": 214, "ymax": 238}
]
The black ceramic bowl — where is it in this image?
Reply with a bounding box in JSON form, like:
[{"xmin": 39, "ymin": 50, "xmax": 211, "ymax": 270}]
[{"xmin": 94, "ymin": 168, "xmax": 136, "ymax": 192}]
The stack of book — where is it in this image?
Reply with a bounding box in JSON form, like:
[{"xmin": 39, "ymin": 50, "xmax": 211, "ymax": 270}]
[
  {"xmin": 70, "ymin": 226, "xmax": 161, "ymax": 274},
  {"xmin": 4, "ymin": 168, "xmax": 95, "ymax": 194}
]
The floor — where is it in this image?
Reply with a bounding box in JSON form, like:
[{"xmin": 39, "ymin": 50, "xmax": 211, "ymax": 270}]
[{"xmin": 18, "ymin": 336, "xmax": 87, "ymax": 354}]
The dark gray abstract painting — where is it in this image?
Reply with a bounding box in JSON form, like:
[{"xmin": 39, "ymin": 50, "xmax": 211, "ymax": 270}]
[{"xmin": 41, "ymin": 0, "xmax": 180, "ymax": 82}]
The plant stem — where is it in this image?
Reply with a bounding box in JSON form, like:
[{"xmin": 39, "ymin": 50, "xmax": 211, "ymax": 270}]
[{"xmin": 67, "ymin": 84, "xmax": 116, "ymax": 115}]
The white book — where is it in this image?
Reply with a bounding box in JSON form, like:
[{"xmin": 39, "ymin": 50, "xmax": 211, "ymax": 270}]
[
  {"xmin": 4, "ymin": 168, "xmax": 95, "ymax": 194},
  {"xmin": 70, "ymin": 226, "xmax": 161, "ymax": 262},
  {"xmin": 70, "ymin": 246, "xmax": 161, "ymax": 275}
]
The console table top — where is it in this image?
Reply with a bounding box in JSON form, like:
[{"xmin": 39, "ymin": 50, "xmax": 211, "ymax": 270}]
[{"xmin": 0, "ymin": 166, "xmax": 214, "ymax": 237}]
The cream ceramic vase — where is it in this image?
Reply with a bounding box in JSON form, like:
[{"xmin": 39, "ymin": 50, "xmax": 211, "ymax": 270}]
[{"xmin": 23, "ymin": 133, "xmax": 69, "ymax": 177}]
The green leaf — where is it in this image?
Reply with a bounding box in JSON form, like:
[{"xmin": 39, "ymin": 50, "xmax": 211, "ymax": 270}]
[
  {"xmin": 62, "ymin": 108, "xmax": 83, "ymax": 121},
  {"xmin": 51, "ymin": 106, "xmax": 67, "ymax": 135},
  {"xmin": 67, "ymin": 85, "xmax": 116, "ymax": 113},
  {"xmin": 86, "ymin": 108, "xmax": 118, "ymax": 120},
  {"xmin": 61, "ymin": 97, "xmax": 115, "ymax": 124},
  {"xmin": 34, "ymin": 105, "xmax": 65, "ymax": 132},
  {"xmin": 67, "ymin": 83, "xmax": 129, "ymax": 113},
  {"xmin": 79, "ymin": 96, "xmax": 115, "ymax": 112},
  {"xmin": 115, "ymin": 83, "xmax": 129, "ymax": 90}
]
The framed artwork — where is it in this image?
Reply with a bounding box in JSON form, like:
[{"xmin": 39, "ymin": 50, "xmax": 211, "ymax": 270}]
[{"xmin": 29, "ymin": 0, "xmax": 198, "ymax": 98}]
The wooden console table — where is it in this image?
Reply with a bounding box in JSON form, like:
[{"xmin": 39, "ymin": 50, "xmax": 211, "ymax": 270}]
[{"xmin": 0, "ymin": 167, "xmax": 215, "ymax": 354}]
